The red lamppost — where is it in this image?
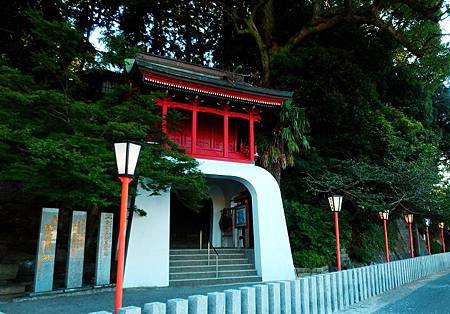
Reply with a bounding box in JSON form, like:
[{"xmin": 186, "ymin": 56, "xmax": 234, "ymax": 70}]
[
  {"xmin": 113, "ymin": 142, "xmax": 142, "ymax": 314},
  {"xmin": 404, "ymin": 213, "xmax": 414, "ymax": 258},
  {"xmin": 378, "ymin": 210, "xmax": 390, "ymax": 262},
  {"xmin": 424, "ymin": 218, "xmax": 431, "ymax": 255},
  {"xmin": 438, "ymin": 222, "xmax": 446, "ymax": 253},
  {"xmin": 328, "ymin": 195, "xmax": 343, "ymax": 271}
]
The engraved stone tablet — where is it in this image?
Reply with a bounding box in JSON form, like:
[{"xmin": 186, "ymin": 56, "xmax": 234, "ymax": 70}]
[
  {"xmin": 34, "ymin": 208, "xmax": 59, "ymax": 292},
  {"xmin": 95, "ymin": 212, "xmax": 114, "ymax": 285},
  {"xmin": 66, "ymin": 211, "xmax": 87, "ymax": 289}
]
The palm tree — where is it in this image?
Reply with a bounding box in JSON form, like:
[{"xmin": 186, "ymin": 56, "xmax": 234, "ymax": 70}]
[{"xmin": 259, "ymin": 99, "xmax": 309, "ymax": 184}]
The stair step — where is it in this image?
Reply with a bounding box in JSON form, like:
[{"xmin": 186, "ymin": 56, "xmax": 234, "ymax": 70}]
[
  {"xmin": 169, "ymin": 275, "xmax": 262, "ymax": 287},
  {"xmin": 170, "ymin": 258, "xmax": 249, "ymax": 267},
  {"xmin": 170, "ymin": 269, "xmax": 258, "ymax": 280},
  {"xmin": 170, "ymin": 253, "xmax": 245, "ymax": 261},
  {"xmin": 170, "ymin": 249, "xmax": 247, "ymax": 255},
  {"xmin": 170, "ymin": 264, "xmax": 254, "ymax": 273},
  {"xmin": 0, "ymin": 284, "xmax": 26, "ymax": 295}
]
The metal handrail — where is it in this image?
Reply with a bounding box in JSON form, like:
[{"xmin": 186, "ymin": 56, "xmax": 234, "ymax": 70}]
[{"xmin": 208, "ymin": 241, "xmax": 220, "ymax": 278}]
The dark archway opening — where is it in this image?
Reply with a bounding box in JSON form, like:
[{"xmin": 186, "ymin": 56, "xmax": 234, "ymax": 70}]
[{"xmin": 170, "ymin": 194, "xmax": 212, "ymax": 249}]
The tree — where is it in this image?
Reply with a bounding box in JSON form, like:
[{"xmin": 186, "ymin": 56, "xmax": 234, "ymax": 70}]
[
  {"xmin": 215, "ymin": 0, "xmax": 450, "ymax": 86},
  {"xmin": 0, "ymin": 66, "xmax": 207, "ymax": 212}
]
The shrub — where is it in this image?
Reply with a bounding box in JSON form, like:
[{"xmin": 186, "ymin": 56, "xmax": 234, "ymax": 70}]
[{"xmin": 293, "ymin": 250, "xmax": 328, "ymax": 268}]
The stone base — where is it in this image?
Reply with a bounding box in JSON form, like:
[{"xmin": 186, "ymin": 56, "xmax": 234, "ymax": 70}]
[{"xmin": 0, "ymin": 284, "xmax": 25, "ymax": 295}]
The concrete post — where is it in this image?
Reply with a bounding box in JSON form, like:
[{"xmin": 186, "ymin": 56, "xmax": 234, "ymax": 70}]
[
  {"xmin": 342, "ymin": 270, "xmax": 349, "ymax": 307},
  {"xmin": 208, "ymin": 292, "xmax": 225, "ymax": 314},
  {"xmin": 361, "ymin": 268, "xmax": 368, "ymax": 300},
  {"xmin": 254, "ymin": 285, "xmax": 269, "ymax": 314},
  {"xmin": 382, "ymin": 263, "xmax": 389, "ymax": 292},
  {"xmin": 299, "ymin": 277, "xmax": 310, "ymax": 314},
  {"xmin": 315, "ymin": 276, "xmax": 325, "ymax": 314},
  {"xmin": 188, "ymin": 295, "xmax": 207, "ymax": 314},
  {"xmin": 400, "ymin": 261, "xmax": 406, "ymax": 286},
  {"xmin": 225, "ymin": 289, "xmax": 241, "ymax": 314},
  {"xmin": 167, "ymin": 299, "xmax": 188, "ymax": 314},
  {"xmin": 369, "ymin": 266, "xmax": 375, "ymax": 297},
  {"xmin": 374, "ymin": 265, "xmax": 381, "ymax": 295},
  {"xmin": 268, "ymin": 283, "xmax": 281, "ymax": 314},
  {"xmin": 119, "ymin": 306, "xmax": 141, "ymax": 314},
  {"xmin": 357, "ymin": 268, "xmax": 364, "ymax": 301},
  {"xmin": 347, "ymin": 270, "xmax": 355, "ymax": 305},
  {"xmin": 278, "ymin": 281, "xmax": 291, "ymax": 314},
  {"xmin": 330, "ymin": 272, "xmax": 339, "ymax": 312},
  {"xmin": 395, "ymin": 262, "xmax": 401, "ymax": 287},
  {"xmin": 336, "ymin": 272, "xmax": 344, "ymax": 310},
  {"xmin": 143, "ymin": 302, "xmax": 166, "ymax": 314},
  {"xmin": 323, "ymin": 274, "xmax": 333, "ymax": 314},
  {"xmin": 290, "ymin": 280, "xmax": 301, "ymax": 314},
  {"xmin": 308, "ymin": 276, "xmax": 318, "ymax": 314},
  {"xmin": 240, "ymin": 287, "xmax": 256, "ymax": 314},
  {"xmin": 353, "ymin": 269, "xmax": 360, "ymax": 303}
]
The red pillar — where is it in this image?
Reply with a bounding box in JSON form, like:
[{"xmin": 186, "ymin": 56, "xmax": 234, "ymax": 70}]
[
  {"xmin": 383, "ymin": 219, "xmax": 390, "ymax": 262},
  {"xmin": 334, "ymin": 211, "xmax": 341, "ymax": 271},
  {"xmin": 223, "ymin": 108, "xmax": 229, "ymax": 158},
  {"xmin": 249, "ymin": 112, "xmax": 255, "ymax": 162},
  {"xmin": 441, "ymin": 228, "xmax": 446, "ymax": 253},
  {"xmin": 426, "ymin": 226, "xmax": 431, "ymax": 255},
  {"xmin": 192, "ymin": 104, "xmax": 197, "ymax": 154},
  {"xmin": 408, "ymin": 223, "xmax": 414, "ymax": 258},
  {"xmin": 115, "ymin": 176, "xmax": 132, "ymax": 314},
  {"xmin": 161, "ymin": 99, "xmax": 168, "ymax": 134}
]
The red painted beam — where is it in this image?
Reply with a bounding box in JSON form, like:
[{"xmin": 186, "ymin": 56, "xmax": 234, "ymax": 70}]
[
  {"xmin": 224, "ymin": 108, "xmax": 229, "ymax": 158},
  {"xmin": 249, "ymin": 112, "xmax": 255, "ymax": 162},
  {"xmin": 156, "ymin": 100, "xmax": 261, "ymax": 122},
  {"xmin": 192, "ymin": 103, "xmax": 197, "ymax": 154},
  {"xmin": 143, "ymin": 71, "xmax": 285, "ymax": 106}
]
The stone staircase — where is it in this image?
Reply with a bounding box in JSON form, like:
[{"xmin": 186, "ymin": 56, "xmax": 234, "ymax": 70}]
[{"xmin": 169, "ymin": 248, "xmax": 261, "ymax": 286}]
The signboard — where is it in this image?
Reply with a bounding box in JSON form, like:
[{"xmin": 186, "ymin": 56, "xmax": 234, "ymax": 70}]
[
  {"xmin": 34, "ymin": 208, "xmax": 59, "ymax": 293},
  {"xmin": 66, "ymin": 211, "xmax": 87, "ymax": 289},
  {"xmin": 235, "ymin": 205, "xmax": 247, "ymax": 228},
  {"xmin": 95, "ymin": 212, "xmax": 114, "ymax": 286}
]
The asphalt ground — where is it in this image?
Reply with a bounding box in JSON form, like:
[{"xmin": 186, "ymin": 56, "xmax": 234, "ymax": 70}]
[
  {"xmin": 1, "ymin": 270, "xmax": 449, "ymax": 314},
  {"xmin": 0, "ymin": 282, "xmax": 260, "ymax": 314},
  {"xmin": 340, "ymin": 270, "xmax": 450, "ymax": 314}
]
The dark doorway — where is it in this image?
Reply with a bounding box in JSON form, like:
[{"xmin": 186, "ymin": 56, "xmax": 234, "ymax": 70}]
[{"xmin": 170, "ymin": 194, "xmax": 212, "ymax": 248}]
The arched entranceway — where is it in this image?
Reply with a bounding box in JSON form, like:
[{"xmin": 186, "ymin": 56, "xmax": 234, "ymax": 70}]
[
  {"xmin": 124, "ymin": 159, "xmax": 295, "ymax": 288},
  {"xmin": 169, "ymin": 178, "xmax": 254, "ymax": 250}
]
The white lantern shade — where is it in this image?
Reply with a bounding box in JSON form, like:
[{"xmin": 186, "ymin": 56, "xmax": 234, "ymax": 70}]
[
  {"xmin": 404, "ymin": 213, "xmax": 414, "ymax": 224},
  {"xmin": 114, "ymin": 142, "xmax": 142, "ymax": 176},
  {"xmin": 424, "ymin": 218, "xmax": 431, "ymax": 227},
  {"xmin": 438, "ymin": 222, "xmax": 444, "ymax": 229},
  {"xmin": 328, "ymin": 195, "xmax": 343, "ymax": 212},
  {"xmin": 379, "ymin": 210, "xmax": 389, "ymax": 220}
]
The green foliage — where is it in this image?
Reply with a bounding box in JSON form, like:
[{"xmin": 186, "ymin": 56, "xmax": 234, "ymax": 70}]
[
  {"xmin": 285, "ymin": 200, "xmax": 351, "ymax": 266},
  {"xmin": 0, "ymin": 66, "xmax": 207, "ymax": 211},
  {"xmin": 292, "ymin": 250, "xmax": 328, "ymax": 268}
]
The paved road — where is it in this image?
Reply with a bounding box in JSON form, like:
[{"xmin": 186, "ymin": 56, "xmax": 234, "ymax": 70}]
[
  {"xmin": 2, "ymin": 271, "xmax": 449, "ymax": 314},
  {"xmin": 0, "ymin": 282, "xmax": 259, "ymax": 314},
  {"xmin": 341, "ymin": 270, "xmax": 450, "ymax": 314}
]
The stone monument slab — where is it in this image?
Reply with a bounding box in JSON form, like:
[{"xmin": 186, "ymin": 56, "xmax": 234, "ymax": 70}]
[
  {"xmin": 95, "ymin": 212, "xmax": 114, "ymax": 286},
  {"xmin": 66, "ymin": 211, "xmax": 87, "ymax": 289},
  {"xmin": 34, "ymin": 208, "xmax": 59, "ymax": 293}
]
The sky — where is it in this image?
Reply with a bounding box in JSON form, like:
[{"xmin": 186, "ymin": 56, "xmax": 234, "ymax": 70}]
[{"xmin": 89, "ymin": 11, "xmax": 450, "ymax": 60}]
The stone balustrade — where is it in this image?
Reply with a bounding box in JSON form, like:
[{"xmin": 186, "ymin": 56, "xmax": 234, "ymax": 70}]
[{"xmin": 90, "ymin": 252, "xmax": 450, "ymax": 314}]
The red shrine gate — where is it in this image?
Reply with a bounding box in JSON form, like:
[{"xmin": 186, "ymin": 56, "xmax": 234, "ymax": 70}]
[{"xmin": 123, "ymin": 53, "xmax": 296, "ymax": 287}]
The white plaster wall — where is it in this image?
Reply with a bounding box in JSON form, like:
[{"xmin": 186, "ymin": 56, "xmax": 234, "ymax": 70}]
[
  {"xmin": 123, "ymin": 186, "xmax": 171, "ymax": 288},
  {"xmin": 197, "ymin": 159, "xmax": 296, "ymax": 282},
  {"xmin": 208, "ymin": 185, "xmax": 225, "ymax": 247}
]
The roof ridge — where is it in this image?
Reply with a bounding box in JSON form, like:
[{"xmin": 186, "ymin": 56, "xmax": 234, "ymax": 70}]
[{"xmin": 136, "ymin": 53, "xmax": 246, "ymax": 82}]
